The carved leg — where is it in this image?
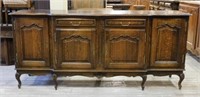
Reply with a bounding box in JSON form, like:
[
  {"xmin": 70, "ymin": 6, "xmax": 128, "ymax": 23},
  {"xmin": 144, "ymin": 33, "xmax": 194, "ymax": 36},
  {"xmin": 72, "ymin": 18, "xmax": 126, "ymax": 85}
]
[
  {"xmin": 15, "ymin": 73, "xmax": 21, "ymax": 89},
  {"xmin": 178, "ymin": 73, "xmax": 185, "ymax": 90},
  {"xmin": 141, "ymin": 75, "xmax": 147, "ymax": 91},
  {"xmin": 53, "ymin": 74, "xmax": 58, "ymax": 90}
]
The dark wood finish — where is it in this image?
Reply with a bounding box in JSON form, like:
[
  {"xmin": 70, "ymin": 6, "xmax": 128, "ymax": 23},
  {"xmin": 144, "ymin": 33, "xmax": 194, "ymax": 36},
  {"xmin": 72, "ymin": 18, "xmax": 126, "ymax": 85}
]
[
  {"xmin": 13, "ymin": 17, "xmax": 51, "ymax": 88},
  {"xmin": 14, "ymin": 17, "xmax": 50, "ymax": 68},
  {"xmin": 179, "ymin": 1, "xmax": 200, "ymax": 58},
  {"xmin": 55, "ymin": 22, "xmax": 96, "ymax": 69},
  {"xmin": 1, "ymin": 26, "xmax": 15, "ymax": 65},
  {"xmin": 1, "ymin": 38, "xmax": 15, "ymax": 65},
  {"xmin": 150, "ymin": 18, "xmax": 187, "ymax": 69},
  {"xmin": 11, "ymin": 10, "xmax": 189, "ymax": 90},
  {"xmin": 104, "ymin": 19, "xmax": 146, "ymax": 69}
]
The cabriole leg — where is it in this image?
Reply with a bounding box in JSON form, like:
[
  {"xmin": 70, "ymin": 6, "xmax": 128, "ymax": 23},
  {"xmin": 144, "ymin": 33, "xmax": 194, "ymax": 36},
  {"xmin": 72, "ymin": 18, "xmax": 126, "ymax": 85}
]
[
  {"xmin": 178, "ymin": 73, "xmax": 185, "ymax": 89},
  {"xmin": 53, "ymin": 74, "xmax": 58, "ymax": 90},
  {"xmin": 141, "ymin": 75, "xmax": 147, "ymax": 90},
  {"xmin": 15, "ymin": 72, "xmax": 21, "ymax": 89}
]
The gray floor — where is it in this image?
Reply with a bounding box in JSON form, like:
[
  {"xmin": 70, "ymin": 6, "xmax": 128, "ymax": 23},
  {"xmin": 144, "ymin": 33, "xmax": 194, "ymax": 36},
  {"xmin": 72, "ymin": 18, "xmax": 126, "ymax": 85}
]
[{"xmin": 0, "ymin": 54, "xmax": 200, "ymax": 97}]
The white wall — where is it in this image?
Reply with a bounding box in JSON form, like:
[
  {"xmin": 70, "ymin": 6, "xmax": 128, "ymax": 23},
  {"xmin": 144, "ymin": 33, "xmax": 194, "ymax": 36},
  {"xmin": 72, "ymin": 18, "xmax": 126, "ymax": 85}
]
[{"xmin": 50, "ymin": 0, "xmax": 68, "ymax": 10}]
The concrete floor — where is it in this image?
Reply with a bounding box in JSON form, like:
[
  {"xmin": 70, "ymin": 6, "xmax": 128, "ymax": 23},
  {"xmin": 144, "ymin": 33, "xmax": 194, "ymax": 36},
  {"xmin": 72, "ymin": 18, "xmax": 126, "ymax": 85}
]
[{"xmin": 0, "ymin": 54, "xmax": 200, "ymax": 97}]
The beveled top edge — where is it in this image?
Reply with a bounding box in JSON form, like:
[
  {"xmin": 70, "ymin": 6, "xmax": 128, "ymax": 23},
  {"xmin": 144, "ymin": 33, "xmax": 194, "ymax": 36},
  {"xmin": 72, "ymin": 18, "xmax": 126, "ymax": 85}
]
[{"xmin": 10, "ymin": 9, "xmax": 191, "ymax": 17}]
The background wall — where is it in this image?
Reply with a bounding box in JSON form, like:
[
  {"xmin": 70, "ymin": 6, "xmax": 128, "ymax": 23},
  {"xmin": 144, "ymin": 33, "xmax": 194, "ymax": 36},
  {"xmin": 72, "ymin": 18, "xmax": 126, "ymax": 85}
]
[{"xmin": 50, "ymin": 0, "xmax": 68, "ymax": 10}]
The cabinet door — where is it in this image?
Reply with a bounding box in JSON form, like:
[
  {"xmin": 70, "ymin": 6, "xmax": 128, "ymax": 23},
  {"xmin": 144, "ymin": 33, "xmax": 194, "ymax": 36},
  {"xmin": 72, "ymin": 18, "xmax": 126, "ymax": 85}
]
[
  {"xmin": 180, "ymin": 4, "xmax": 198, "ymax": 53},
  {"xmin": 15, "ymin": 18, "xmax": 50, "ymax": 68},
  {"xmin": 55, "ymin": 28, "xmax": 96, "ymax": 69},
  {"xmin": 104, "ymin": 29, "xmax": 146, "ymax": 69},
  {"xmin": 150, "ymin": 18, "xmax": 188, "ymax": 69}
]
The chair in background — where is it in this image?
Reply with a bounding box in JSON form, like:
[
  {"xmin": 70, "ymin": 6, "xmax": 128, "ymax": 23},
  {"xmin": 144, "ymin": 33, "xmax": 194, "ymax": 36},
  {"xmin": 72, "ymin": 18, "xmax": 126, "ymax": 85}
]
[{"xmin": 3, "ymin": 0, "xmax": 33, "ymax": 26}]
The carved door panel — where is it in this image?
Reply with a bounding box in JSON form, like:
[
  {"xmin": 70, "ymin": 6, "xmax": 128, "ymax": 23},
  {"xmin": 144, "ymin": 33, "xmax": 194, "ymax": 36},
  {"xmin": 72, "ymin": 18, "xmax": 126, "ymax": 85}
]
[
  {"xmin": 15, "ymin": 18, "xmax": 50, "ymax": 68},
  {"xmin": 55, "ymin": 28, "xmax": 96, "ymax": 69},
  {"xmin": 150, "ymin": 18, "xmax": 188, "ymax": 69},
  {"xmin": 104, "ymin": 28, "xmax": 146, "ymax": 69}
]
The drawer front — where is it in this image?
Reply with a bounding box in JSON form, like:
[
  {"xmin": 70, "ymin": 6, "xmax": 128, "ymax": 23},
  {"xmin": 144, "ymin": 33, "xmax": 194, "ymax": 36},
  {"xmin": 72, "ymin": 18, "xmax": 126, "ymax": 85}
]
[
  {"xmin": 105, "ymin": 19, "xmax": 146, "ymax": 27},
  {"xmin": 56, "ymin": 18, "xmax": 96, "ymax": 27}
]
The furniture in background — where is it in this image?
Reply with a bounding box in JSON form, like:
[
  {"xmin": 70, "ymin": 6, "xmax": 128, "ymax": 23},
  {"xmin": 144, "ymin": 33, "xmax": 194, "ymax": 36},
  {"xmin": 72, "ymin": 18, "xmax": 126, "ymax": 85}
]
[
  {"xmin": 123, "ymin": 0, "xmax": 150, "ymax": 10},
  {"xmin": 106, "ymin": 0, "xmax": 131, "ymax": 10},
  {"xmin": 107, "ymin": 3, "xmax": 131, "ymax": 10},
  {"xmin": 0, "ymin": 26, "xmax": 15, "ymax": 65},
  {"xmin": 70, "ymin": 0, "xmax": 105, "ymax": 10},
  {"xmin": 179, "ymin": 1, "xmax": 200, "ymax": 58},
  {"xmin": 1, "ymin": 0, "xmax": 35, "ymax": 65},
  {"xmin": 150, "ymin": 0, "xmax": 179, "ymax": 10},
  {"xmin": 3, "ymin": 0, "xmax": 33, "ymax": 25},
  {"xmin": 11, "ymin": 10, "xmax": 189, "ymax": 90}
]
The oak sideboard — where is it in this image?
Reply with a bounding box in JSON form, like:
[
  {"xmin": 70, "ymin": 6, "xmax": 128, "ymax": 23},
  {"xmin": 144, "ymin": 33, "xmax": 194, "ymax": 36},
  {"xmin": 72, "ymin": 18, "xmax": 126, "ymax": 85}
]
[{"xmin": 10, "ymin": 9, "xmax": 190, "ymax": 90}]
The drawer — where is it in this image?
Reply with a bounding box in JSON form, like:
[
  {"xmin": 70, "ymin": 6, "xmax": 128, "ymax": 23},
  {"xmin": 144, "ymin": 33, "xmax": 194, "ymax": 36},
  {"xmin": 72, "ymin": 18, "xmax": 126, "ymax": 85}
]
[
  {"xmin": 105, "ymin": 19, "xmax": 146, "ymax": 27},
  {"xmin": 56, "ymin": 18, "xmax": 96, "ymax": 27}
]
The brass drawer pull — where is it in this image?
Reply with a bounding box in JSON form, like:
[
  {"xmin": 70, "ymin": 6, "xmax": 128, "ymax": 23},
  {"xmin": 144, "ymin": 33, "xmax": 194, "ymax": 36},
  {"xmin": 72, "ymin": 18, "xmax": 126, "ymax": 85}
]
[
  {"xmin": 70, "ymin": 21, "xmax": 81, "ymax": 26},
  {"xmin": 120, "ymin": 22, "xmax": 130, "ymax": 26}
]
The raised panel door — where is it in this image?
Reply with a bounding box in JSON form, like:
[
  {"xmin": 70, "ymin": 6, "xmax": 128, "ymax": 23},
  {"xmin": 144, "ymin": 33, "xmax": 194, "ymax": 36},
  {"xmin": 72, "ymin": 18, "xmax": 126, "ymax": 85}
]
[
  {"xmin": 150, "ymin": 18, "xmax": 187, "ymax": 69},
  {"xmin": 55, "ymin": 28, "xmax": 96, "ymax": 69},
  {"xmin": 15, "ymin": 18, "xmax": 50, "ymax": 68},
  {"xmin": 104, "ymin": 28, "xmax": 146, "ymax": 69}
]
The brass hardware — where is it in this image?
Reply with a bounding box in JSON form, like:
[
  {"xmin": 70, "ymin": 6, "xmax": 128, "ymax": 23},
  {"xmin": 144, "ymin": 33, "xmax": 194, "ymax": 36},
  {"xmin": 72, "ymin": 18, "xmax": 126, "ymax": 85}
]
[
  {"xmin": 70, "ymin": 21, "xmax": 81, "ymax": 26},
  {"xmin": 120, "ymin": 22, "xmax": 131, "ymax": 26}
]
